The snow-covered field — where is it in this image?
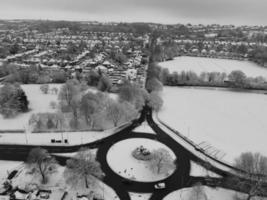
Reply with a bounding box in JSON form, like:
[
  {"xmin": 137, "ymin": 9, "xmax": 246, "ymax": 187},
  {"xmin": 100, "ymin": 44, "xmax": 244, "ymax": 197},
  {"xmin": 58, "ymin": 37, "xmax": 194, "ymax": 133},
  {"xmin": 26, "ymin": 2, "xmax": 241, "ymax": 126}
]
[
  {"xmin": 163, "ymin": 186, "xmax": 267, "ymax": 200},
  {"xmin": 159, "ymin": 86, "xmax": 267, "ymax": 163},
  {"xmin": 0, "ymin": 84, "xmax": 117, "ymax": 130},
  {"xmin": 190, "ymin": 161, "xmax": 221, "ymax": 178},
  {"xmin": 0, "ymin": 160, "xmax": 22, "ymax": 184},
  {"xmin": 0, "ymin": 84, "xmax": 62, "ymax": 130},
  {"xmin": 159, "ymin": 56, "xmax": 267, "ymax": 78},
  {"xmin": 7, "ymin": 165, "xmax": 119, "ymax": 200},
  {"xmin": 0, "ymin": 150, "xmax": 119, "ymax": 200},
  {"xmin": 107, "ymin": 138, "xmax": 176, "ymax": 182}
]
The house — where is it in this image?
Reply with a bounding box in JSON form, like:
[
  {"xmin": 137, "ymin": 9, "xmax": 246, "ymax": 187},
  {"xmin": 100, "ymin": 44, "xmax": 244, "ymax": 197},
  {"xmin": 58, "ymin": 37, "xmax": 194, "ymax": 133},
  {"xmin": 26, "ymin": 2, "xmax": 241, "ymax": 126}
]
[
  {"xmin": 125, "ymin": 69, "xmax": 137, "ymax": 80},
  {"xmin": 95, "ymin": 65, "xmax": 108, "ymax": 73}
]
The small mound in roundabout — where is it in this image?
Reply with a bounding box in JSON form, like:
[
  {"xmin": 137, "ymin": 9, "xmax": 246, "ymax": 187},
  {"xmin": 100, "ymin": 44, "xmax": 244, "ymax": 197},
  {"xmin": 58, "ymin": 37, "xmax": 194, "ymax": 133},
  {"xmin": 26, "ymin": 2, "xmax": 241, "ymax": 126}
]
[{"xmin": 106, "ymin": 138, "xmax": 176, "ymax": 182}]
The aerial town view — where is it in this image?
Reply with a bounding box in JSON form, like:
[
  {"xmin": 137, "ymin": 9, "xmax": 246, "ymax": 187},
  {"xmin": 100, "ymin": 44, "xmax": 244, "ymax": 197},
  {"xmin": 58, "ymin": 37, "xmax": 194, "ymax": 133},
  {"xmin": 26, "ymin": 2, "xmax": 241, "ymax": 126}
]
[{"xmin": 0, "ymin": 0, "xmax": 267, "ymax": 200}]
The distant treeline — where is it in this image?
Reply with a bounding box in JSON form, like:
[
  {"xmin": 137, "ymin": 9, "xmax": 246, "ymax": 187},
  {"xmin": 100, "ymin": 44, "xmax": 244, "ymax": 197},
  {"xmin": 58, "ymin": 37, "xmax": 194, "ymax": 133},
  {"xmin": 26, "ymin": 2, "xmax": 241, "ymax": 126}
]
[
  {"xmin": 158, "ymin": 66, "xmax": 267, "ymax": 90},
  {"xmin": 0, "ymin": 64, "xmax": 67, "ymax": 84},
  {"xmin": 27, "ymin": 20, "xmax": 152, "ymax": 35}
]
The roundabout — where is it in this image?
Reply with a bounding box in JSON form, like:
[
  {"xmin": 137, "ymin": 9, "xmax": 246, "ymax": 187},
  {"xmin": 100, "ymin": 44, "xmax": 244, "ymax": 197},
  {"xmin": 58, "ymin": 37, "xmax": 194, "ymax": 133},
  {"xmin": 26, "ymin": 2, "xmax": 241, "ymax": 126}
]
[
  {"xmin": 106, "ymin": 138, "xmax": 176, "ymax": 182},
  {"xmin": 94, "ymin": 107, "xmax": 192, "ymax": 200}
]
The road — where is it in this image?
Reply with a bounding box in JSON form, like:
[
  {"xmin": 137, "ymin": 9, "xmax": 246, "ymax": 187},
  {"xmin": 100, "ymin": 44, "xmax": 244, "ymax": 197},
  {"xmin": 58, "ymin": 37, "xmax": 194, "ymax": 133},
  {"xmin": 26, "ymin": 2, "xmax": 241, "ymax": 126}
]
[{"xmin": 1, "ymin": 105, "xmax": 267, "ymax": 199}]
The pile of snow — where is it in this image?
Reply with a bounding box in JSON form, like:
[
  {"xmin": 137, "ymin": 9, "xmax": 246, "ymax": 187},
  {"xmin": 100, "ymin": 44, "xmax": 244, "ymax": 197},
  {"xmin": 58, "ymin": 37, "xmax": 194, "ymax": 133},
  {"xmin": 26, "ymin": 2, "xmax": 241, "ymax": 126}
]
[
  {"xmin": 132, "ymin": 121, "xmax": 155, "ymax": 134},
  {"xmin": 107, "ymin": 138, "xmax": 176, "ymax": 182},
  {"xmin": 159, "ymin": 56, "xmax": 267, "ymax": 78},
  {"xmin": 159, "ymin": 87, "xmax": 267, "ymax": 163}
]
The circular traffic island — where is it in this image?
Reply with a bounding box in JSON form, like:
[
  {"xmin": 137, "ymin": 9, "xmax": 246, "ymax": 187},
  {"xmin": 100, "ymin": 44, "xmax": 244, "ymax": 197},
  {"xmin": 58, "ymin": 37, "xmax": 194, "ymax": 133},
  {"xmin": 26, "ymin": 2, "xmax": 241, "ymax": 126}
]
[{"xmin": 106, "ymin": 138, "xmax": 176, "ymax": 182}]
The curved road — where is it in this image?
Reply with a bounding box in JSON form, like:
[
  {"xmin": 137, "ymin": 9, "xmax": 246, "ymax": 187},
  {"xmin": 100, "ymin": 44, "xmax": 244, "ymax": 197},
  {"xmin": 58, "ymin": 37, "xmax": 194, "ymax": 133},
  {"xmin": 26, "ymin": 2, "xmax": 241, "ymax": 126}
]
[{"xmin": 1, "ymin": 106, "xmax": 267, "ymax": 199}]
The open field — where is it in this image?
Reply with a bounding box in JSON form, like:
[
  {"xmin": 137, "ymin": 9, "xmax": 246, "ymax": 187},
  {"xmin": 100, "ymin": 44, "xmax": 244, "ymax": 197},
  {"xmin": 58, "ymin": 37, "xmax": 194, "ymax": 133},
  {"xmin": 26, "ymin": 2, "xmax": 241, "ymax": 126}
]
[
  {"xmin": 159, "ymin": 86, "xmax": 267, "ymax": 163},
  {"xmin": 159, "ymin": 56, "xmax": 267, "ymax": 78},
  {"xmin": 0, "ymin": 84, "xmax": 62, "ymax": 130},
  {"xmin": 0, "ymin": 84, "xmax": 117, "ymax": 130}
]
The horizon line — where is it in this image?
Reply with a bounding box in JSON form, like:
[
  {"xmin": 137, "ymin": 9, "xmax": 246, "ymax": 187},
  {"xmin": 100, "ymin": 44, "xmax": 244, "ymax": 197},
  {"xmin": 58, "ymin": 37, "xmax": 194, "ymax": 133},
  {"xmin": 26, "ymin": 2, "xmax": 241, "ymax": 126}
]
[{"xmin": 0, "ymin": 18, "xmax": 266, "ymax": 28}]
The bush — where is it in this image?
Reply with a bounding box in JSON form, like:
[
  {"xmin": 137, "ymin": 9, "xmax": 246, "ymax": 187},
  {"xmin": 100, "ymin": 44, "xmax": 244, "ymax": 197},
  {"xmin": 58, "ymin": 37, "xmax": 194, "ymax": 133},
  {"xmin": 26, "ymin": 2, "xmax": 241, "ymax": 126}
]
[
  {"xmin": 50, "ymin": 101, "xmax": 57, "ymax": 109},
  {"xmin": 51, "ymin": 87, "xmax": 58, "ymax": 95},
  {"xmin": 0, "ymin": 107, "xmax": 18, "ymax": 118},
  {"xmin": 52, "ymin": 71, "xmax": 67, "ymax": 83},
  {"xmin": 47, "ymin": 118, "xmax": 55, "ymax": 129},
  {"xmin": 132, "ymin": 146, "xmax": 153, "ymax": 161},
  {"xmin": 37, "ymin": 75, "xmax": 51, "ymax": 84},
  {"xmin": 40, "ymin": 84, "xmax": 49, "ymax": 94}
]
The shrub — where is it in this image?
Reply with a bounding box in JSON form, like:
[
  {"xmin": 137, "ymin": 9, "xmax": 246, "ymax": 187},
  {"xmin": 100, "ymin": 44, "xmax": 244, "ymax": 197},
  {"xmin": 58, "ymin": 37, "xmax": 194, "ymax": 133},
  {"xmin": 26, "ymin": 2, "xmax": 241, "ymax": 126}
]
[
  {"xmin": 37, "ymin": 75, "xmax": 51, "ymax": 84},
  {"xmin": 49, "ymin": 101, "xmax": 57, "ymax": 109},
  {"xmin": 52, "ymin": 71, "xmax": 67, "ymax": 83},
  {"xmin": 47, "ymin": 118, "xmax": 55, "ymax": 129},
  {"xmin": 40, "ymin": 84, "xmax": 49, "ymax": 94},
  {"xmin": 132, "ymin": 146, "xmax": 153, "ymax": 161}
]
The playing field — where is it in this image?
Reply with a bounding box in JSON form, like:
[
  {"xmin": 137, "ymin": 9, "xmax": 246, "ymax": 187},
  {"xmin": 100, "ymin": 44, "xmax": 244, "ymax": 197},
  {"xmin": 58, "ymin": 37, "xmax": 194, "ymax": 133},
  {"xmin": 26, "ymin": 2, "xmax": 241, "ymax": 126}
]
[
  {"xmin": 159, "ymin": 86, "xmax": 267, "ymax": 163},
  {"xmin": 159, "ymin": 56, "xmax": 267, "ymax": 78}
]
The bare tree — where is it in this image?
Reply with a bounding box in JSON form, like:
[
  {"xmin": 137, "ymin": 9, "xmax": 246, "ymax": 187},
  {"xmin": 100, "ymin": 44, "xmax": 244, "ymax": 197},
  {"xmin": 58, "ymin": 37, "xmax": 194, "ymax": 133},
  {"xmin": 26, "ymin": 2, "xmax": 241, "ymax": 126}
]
[
  {"xmin": 234, "ymin": 152, "xmax": 267, "ymax": 200},
  {"xmin": 118, "ymin": 83, "xmax": 148, "ymax": 111},
  {"xmin": 148, "ymin": 91, "xmax": 163, "ymax": 112},
  {"xmin": 146, "ymin": 77, "xmax": 163, "ymax": 93},
  {"xmin": 40, "ymin": 84, "xmax": 49, "ymax": 94},
  {"xmin": 49, "ymin": 101, "xmax": 57, "ymax": 109},
  {"xmin": 69, "ymin": 94, "xmax": 81, "ymax": 129},
  {"xmin": 188, "ymin": 183, "xmax": 207, "ymax": 200},
  {"xmin": 65, "ymin": 148, "xmax": 103, "ymax": 189},
  {"xmin": 80, "ymin": 92, "xmax": 99, "ymax": 126},
  {"xmin": 149, "ymin": 148, "xmax": 176, "ymax": 174},
  {"xmin": 27, "ymin": 147, "xmax": 57, "ymax": 184},
  {"xmin": 106, "ymin": 99, "xmax": 125, "ymax": 127},
  {"xmin": 58, "ymin": 79, "xmax": 80, "ymax": 108}
]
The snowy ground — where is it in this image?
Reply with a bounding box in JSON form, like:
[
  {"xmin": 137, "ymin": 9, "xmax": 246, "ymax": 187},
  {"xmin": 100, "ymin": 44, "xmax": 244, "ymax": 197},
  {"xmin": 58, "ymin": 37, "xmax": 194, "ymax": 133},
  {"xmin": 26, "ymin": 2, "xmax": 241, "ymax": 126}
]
[
  {"xmin": 10, "ymin": 165, "xmax": 119, "ymax": 200},
  {"xmin": 0, "ymin": 84, "xmax": 61, "ymax": 130},
  {"xmin": 0, "ymin": 160, "xmax": 23, "ymax": 184},
  {"xmin": 159, "ymin": 86, "xmax": 267, "ymax": 163},
  {"xmin": 163, "ymin": 186, "xmax": 267, "ymax": 200},
  {"xmin": 159, "ymin": 56, "xmax": 267, "ymax": 78},
  {"xmin": 0, "ymin": 84, "xmax": 117, "ymax": 130},
  {"xmin": 107, "ymin": 138, "xmax": 176, "ymax": 182},
  {"xmin": 0, "ymin": 83, "xmax": 124, "ymax": 145},
  {"xmin": 0, "ymin": 150, "xmax": 119, "ymax": 200},
  {"xmin": 132, "ymin": 121, "xmax": 156, "ymax": 134},
  {"xmin": 0, "ymin": 120, "xmax": 131, "ymax": 146},
  {"xmin": 190, "ymin": 161, "xmax": 221, "ymax": 178},
  {"xmin": 129, "ymin": 192, "xmax": 152, "ymax": 200}
]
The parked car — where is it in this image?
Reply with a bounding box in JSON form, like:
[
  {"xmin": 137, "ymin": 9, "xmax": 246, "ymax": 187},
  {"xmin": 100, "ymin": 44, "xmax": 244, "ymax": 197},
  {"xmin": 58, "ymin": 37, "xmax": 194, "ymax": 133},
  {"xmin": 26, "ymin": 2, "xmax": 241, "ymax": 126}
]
[{"xmin": 154, "ymin": 182, "xmax": 165, "ymax": 189}]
